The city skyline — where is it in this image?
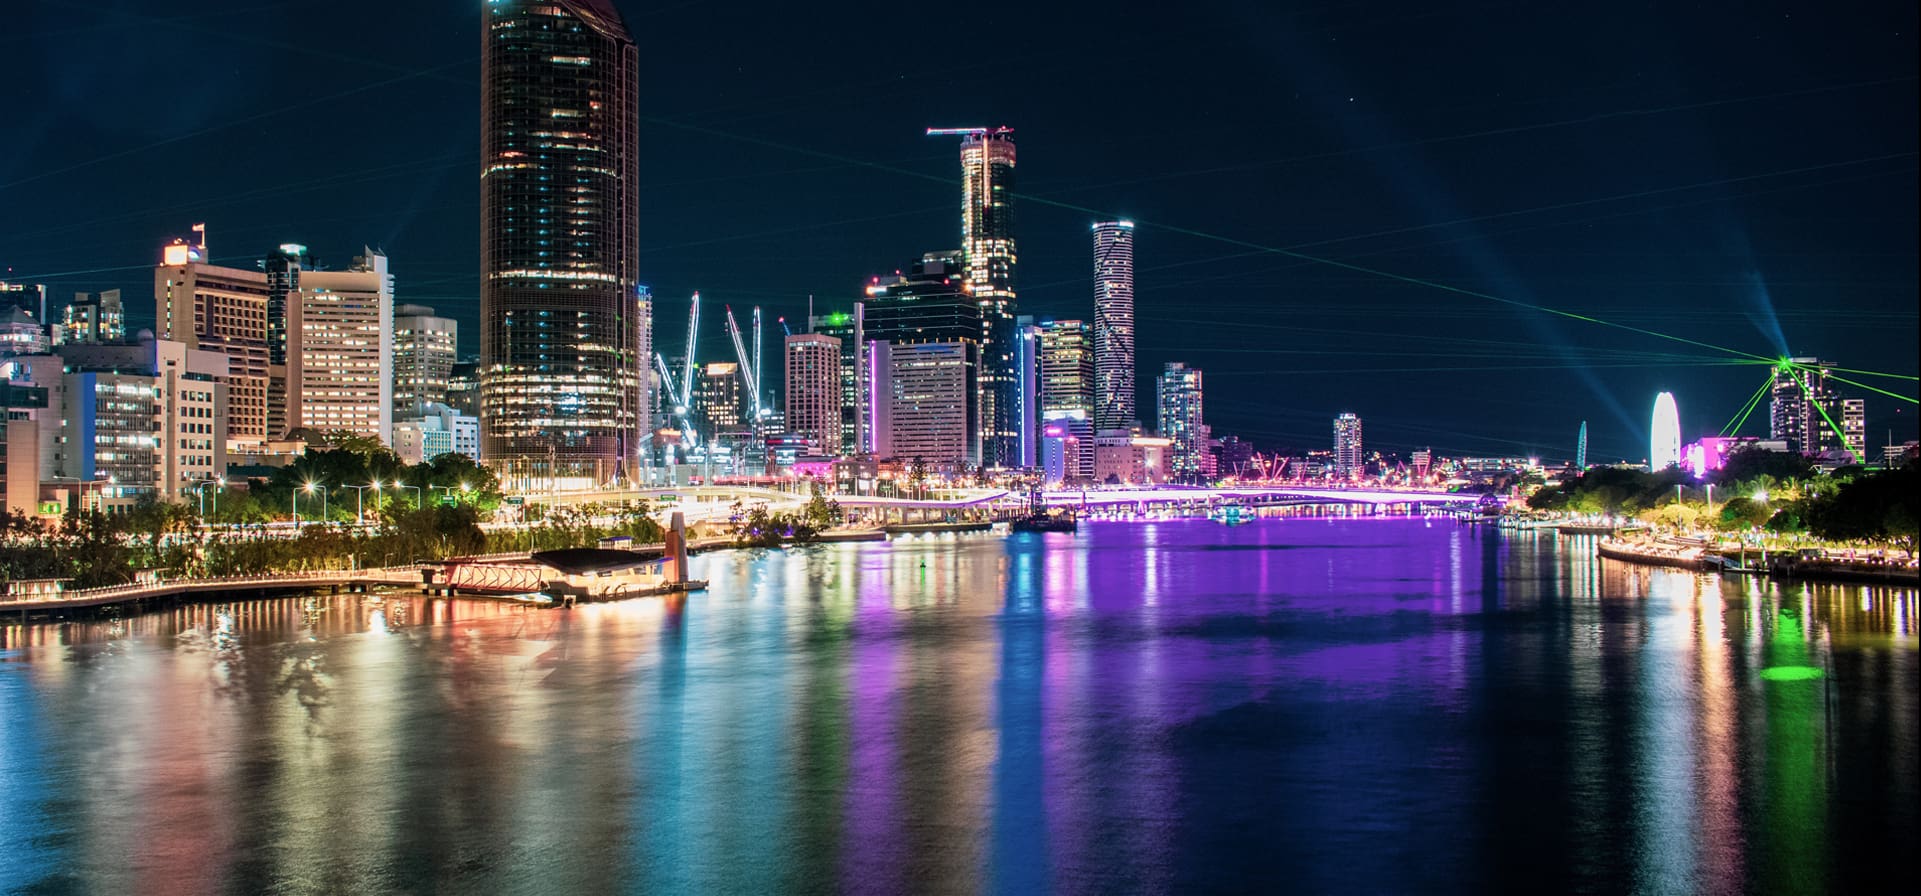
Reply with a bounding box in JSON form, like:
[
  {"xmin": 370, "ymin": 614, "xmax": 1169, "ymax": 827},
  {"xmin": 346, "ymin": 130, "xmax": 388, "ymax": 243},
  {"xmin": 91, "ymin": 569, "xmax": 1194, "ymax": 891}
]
[{"xmin": 0, "ymin": 0, "xmax": 1914, "ymax": 461}]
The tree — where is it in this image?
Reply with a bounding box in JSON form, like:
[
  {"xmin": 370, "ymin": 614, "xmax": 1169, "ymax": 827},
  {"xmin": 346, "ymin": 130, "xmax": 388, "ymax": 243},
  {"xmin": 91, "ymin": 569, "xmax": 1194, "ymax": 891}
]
[
  {"xmin": 1713, "ymin": 448, "xmax": 1813, "ymax": 488},
  {"xmin": 1716, "ymin": 497, "xmax": 1772, "ymax": 531},
  {"xmin": 802, "ymin": 481, "xmax": 841, "ymax": 531}
]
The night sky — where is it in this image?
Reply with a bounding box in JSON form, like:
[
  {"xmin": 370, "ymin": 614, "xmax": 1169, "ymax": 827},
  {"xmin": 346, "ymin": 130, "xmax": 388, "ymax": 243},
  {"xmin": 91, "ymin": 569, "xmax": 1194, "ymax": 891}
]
[{"xmin": 3, "ymin": 0, "xmax": 1915, "ymax": 461}]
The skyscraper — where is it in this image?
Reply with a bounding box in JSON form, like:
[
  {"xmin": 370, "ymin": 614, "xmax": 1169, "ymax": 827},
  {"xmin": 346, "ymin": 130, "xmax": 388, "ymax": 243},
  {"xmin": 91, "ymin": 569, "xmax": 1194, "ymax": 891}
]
[
  {"xmin": 1770, "ymin": 358, "xmax": 1839, "ymax": 456},
  {"xmin": 394, "ymin": 304, "xmax": 458, "ymax": 416},
  {"xmin": 808, "ymin": 306, "xmax": 865, "ymax": 456},
  {"xmin": 481, "ymin": 0, "xmax": 645, "ymax": 488},
  {"xmin": 1333, "ymin": 412, "xmax": 1363, "ymax": 480},
  {"xmin": 154, "ymin": 237, "xmax": 272, "ymax": 448},
  {"xmin": 864, "ymin": 253, "xmax": 982, "ymax": 465},
  {"xmin": 1650, "ymin": 392, "xmax": 1681, "ymax": 471},
  {"xmin": 1157, "ymin": 361, "xmax": 1207, "ymax": 483},
  {"xmin": 1841, "ymin": 398, "xmax": 1866, "ymax": 461},
  {"xmin": 932, "ymin": 126, "xmax": 1019, "ymax": 467},
  {"xmin": 1092, "ymin": 220, "xmax": 1135, "ymax": 433},
  {"xmin": 784, "ymin": 333, "xmax": 842, "ymax": 455},
  {"xmin": 264, "ymin": 242, "xmax": 310, "ymax": 367},
  {"xmin": 1038, "ymin": 319, "xmax": 1095, "ymax": 420},
  {"xmin": 286, "ymin": 250, "xmax": 393, "ymax": 444}
]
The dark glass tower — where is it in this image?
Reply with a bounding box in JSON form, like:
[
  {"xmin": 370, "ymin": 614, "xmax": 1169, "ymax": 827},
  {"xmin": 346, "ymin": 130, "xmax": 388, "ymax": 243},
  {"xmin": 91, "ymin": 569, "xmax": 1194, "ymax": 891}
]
[
  {"xmin": 480, "ymin": 0, "xmax": 645, "ymax": 487},
  {"xmin": 943, "ymin": 127, "xmax": 1019, "ymax": 468}
]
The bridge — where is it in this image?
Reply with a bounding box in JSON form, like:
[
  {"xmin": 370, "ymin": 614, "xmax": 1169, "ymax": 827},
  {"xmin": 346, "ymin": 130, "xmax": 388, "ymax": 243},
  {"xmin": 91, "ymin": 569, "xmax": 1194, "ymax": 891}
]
[
  {"xmin": 510, "ymin": 482, "xmax": 1481, "ymax": 524},
  {"xmin": 1042, "ymin": 486, "xmax": 1487, "ymax": 510}
]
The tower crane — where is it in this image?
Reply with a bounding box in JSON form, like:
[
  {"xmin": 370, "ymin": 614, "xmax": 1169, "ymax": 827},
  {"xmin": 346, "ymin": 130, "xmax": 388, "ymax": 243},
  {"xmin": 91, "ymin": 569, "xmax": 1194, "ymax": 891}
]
[
  {"xmin": 651, "ymin": 292, "xmax": 703, "ymax": 449},
  {"xmin": 724, "ymin": 305, "xmax": 758, "ymax": 419}
]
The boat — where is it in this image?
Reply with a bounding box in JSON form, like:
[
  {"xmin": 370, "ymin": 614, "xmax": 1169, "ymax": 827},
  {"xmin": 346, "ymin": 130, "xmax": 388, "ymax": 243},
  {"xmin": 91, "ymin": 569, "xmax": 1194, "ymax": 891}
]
[
  {"xmin": 1211, "ymin": 500, "xmax": 1251, "ymax": 526},
  {"xmin": 1010, "ymin": 512, "xmax": 1077, "ymax": 533}
]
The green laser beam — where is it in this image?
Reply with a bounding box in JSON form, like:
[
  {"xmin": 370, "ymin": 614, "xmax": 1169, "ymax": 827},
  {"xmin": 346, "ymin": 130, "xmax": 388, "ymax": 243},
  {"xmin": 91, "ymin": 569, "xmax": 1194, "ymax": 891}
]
[
  {"xmin": 1811, "ymin": 365, "xmax": 1920, "ymax": 382},
  {"xmin": 1722, "ymin": 374, "xmax": 1775, "ymax": 437},
  {"xmin": 1788, "ymin": 366, "xmax": 1864, "ymax": 463},
  {"xmin": 1815, "ymin": 369, "xmax": 1920, "ymax": 405}
]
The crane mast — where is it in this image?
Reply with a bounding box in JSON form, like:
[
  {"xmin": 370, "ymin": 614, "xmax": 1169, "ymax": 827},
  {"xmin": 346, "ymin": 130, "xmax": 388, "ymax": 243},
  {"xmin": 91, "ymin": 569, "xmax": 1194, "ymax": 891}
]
[
  {"xmin": 750, "ymin": 306, "xmax": 764, "ymax": 421},
  {"xmin": 724, "ymin": 305, "xmax": 757, "ymax": 412},
  {"xmin": 679, "ymin": 291, "xmax": 701, "ymax": 412}
]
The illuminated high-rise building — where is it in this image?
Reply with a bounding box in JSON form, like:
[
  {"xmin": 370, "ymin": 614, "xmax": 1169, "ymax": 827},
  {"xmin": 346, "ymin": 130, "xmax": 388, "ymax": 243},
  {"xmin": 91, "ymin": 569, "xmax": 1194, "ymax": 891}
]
[
  {"xmin": 1333, "ymin": 412, "xmax": 1363, "ymax": 480},
  {"xmin": 264, "ymin": 243, "xmax": 310, "ymax": 366},
  {"xmin": 864, "ymin": 253, "xmax": 981, "ymax": 465},
  {"xmin": 784, "ymin": 333, "xmax": 842, "ymax": 455},
  {"xmin": 1769, "ymin": 358, "xmax": 1842, "ymax": 456},
  {"xmin": 1650, "ymin": 392, "xmax": 1681, "ymax": 471},
  {"xmin": 697, "ymin": 362, "xmax": 744, "ymax": 435},
  {"xmin": 154, "ymin": 237, "xmax": 272, "ymax": 449},
  {"xmin": 1038, "ymin": 319, "xmax": 1094, "ymax": 419},
  {"xmin": 1841, "ymin": 398, "xmax": 1866, "ymax": 460},
  {"xmin": 1157, "ymin": 361, "xmax": 1208, "ymax": 483},
  {"xmin": 481, "ymin": 0, "xmax": 645, "ymax": 488},
  {"xmin": 1092, "ymin": 220, "xmax": 1135, "ymax": 433},
  {"xmin": 63, "ymin": 290, "xmax": 125, "ymax": 344},
  {"xmin": 394, "ymin": 304, "xmax": 458, "ymax": 417},
  {"xmin": 808, "ymin": 306, "xmax": 865, "ymax": 455},
  {"xmin": 932, "ymin": 126, "xmax": 1019, "ymax": 467},
  {"xmin": 286, "ymin": 250, "xmax": 393, "ymax": 444}
]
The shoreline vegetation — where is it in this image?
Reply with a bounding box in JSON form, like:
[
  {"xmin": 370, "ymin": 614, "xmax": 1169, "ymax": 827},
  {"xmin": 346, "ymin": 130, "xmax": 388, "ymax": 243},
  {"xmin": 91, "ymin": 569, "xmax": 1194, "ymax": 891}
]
[{"xmin": 0, "ymin": 442, "xmax": 859, "ymax": 590}]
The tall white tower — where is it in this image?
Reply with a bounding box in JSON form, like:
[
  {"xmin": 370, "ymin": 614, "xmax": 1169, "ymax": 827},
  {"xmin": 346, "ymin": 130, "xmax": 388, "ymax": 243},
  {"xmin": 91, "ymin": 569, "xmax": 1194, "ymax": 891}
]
[
  {"xmin": 1650, "ymin": 392, "xmax": 1681, "ymax": 471},
  {"xmin": 1092, "ymin": 220, "xmax": 1135, "ymax": 433}
]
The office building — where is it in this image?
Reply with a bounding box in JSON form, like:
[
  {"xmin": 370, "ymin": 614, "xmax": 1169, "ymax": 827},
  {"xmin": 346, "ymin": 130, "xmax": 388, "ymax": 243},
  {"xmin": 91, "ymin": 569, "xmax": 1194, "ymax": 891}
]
[
  {"xmin": 809, "ymin": 307, "xmax": 865, "ymax": 455},
  {"xmin": 864, "ymin": 253, "xmax": 983, "ymax": 465},
  {"xmin": 446, "ymin": 360, "xmax": 481, "ymax": 417},
  {"xmin": 1092, "ymin": 220, "xmax": 1136, "ymax": 433},
  {"xmin": 698, "ymin": 362, "xmax": 745, "ymax": 435},
  {"xmin": 394, "ymin": 303, "xmax": 458, "ymax": 416},
  {"xmin": 0, "ymin": 378, "xmax": 51, "ymax": 518},
  {"xmin": 868, "ymin": 341, "xmax": 975, "ymax": 466},
  {"xmin": 1841, "ymin": 398, "xmax": 1866, "ymax": 461},
  {"xmin": 1157, "ymin": 362, "xmax": 1208, "ymax": 483},
  {"xmin": 63, "ymin": 290, "xmax": 125, "ymax": 345},
  {"xmin": 1038, "ymin": 319, "xmax": 1095, "ymax": 419},
  {"xmin": 285, "ymin": 250, "xmax": 393, "ymax": 443},
  {"xmin": 1013, "ymin": 316, "xmax": 1040, "ymax": 468},
  {"xmin": 784, "ymin": 333, "xmax": 842, "ymax": 455},
  {"xmin": 47, "ymin": 334, "xmax": 229, "ymax": 509},
  {"xmin": 481, "ymin": 0, "xmax": 646, "ymax": 488},
  {"xmin": 154, "ymin": 237, "xmax": 272, "ymax": 449},
  {"xmin": 1334, "ymin": 412, "xmax": 1363, "ymax": 480},
  {"xmin": 1041, "ymin": 415, "xmax": 1093, "ymax": 485},
  {"xmin": 935, "ymin": 127, "xmax": 1020, "ymax": 467},
  {"xmin": 0, "ymin": 308, "xmax": 49, "ymax": 356},
  {"xmin": 1092, "ymin": 433, "xmax": 1169, "ymax": 485},
  {"xmin": 1769, "ymin": 358, "xmax": 1847, "ymax": 456}
]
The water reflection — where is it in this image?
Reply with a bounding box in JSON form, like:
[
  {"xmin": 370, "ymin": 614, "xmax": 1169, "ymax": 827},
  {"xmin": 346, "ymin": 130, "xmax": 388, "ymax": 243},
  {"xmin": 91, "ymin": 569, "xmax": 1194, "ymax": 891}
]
[{"xmin": 0, "ymin": 519, "xmax": 1913, "ymax": 894}]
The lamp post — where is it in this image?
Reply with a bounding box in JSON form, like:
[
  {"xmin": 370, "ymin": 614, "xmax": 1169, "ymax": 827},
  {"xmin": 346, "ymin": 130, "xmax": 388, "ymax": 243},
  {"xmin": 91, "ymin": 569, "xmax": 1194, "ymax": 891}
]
[
  {"xmin": 392, "ymin": 480, "xmax": 422, "ymax": 509},
  {"xmin": 297, "ymin": 478, "xmax": 324, "ymax": 526},
  {"xmin": 346, "ymin": 484, "xmax": 375, "ymax": 526}
]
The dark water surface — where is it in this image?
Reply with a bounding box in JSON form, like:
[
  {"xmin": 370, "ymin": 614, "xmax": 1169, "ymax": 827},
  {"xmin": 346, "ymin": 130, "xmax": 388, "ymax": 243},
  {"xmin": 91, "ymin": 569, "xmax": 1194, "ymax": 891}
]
[{"xmin": 2, "ymin": 518, "xmax": 1915, "ymax": 895}]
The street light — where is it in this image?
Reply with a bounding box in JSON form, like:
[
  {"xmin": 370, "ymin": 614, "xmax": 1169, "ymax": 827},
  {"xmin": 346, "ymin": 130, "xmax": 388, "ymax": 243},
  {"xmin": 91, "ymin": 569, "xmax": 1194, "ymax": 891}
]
[
  {"xmin": 345, "ymin": 483, "xmax": 376, "ymax": 526},
  {"xmin": 392, "ymin": 480, "xmax": 422, "ymax": 509},
  {"xmin": 304, "ymin": 480, "xmax": 326, "ymax": 523},
  {"xmin": 297, "ymin": 480, "xmax": 323, "ymax": 528}
]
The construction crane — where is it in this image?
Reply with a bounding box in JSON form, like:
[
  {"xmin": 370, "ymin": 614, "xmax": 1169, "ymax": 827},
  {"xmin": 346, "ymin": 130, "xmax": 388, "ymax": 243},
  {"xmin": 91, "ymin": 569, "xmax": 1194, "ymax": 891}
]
[
  {"xmin": 652, "ymin": 291, "xmax": 703, "ymax": 448},
  {"xmin": 679, "ymin": 291, "xmax": 701, "ymax": 415},
  {"xmin": 925, "ymin": 126, "xmax": 1014, "ymax": 138},
  {"xmin": 723, "ymin": 305, "xmax": 759, "ymax": 420},
  {"xmin": 751, "ymin": 306, "xmax": 765, "ymax": 421}
]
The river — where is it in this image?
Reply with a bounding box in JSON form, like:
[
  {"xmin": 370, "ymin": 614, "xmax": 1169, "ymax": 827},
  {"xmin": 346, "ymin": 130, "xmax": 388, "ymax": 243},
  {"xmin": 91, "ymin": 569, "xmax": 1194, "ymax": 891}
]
[{"xmin": 1, "ymin": 517, "xmax": 1915, "ymax": 894}]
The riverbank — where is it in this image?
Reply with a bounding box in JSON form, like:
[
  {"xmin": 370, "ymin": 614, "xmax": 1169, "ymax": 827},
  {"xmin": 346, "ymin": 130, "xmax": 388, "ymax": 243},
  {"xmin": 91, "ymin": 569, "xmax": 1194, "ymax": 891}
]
[{"xmin": 1595, "ymin": 534, "xmax": 1919, "ymax": 586}]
